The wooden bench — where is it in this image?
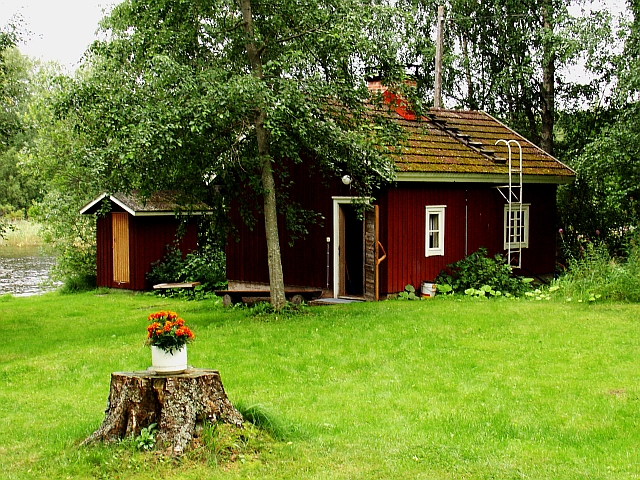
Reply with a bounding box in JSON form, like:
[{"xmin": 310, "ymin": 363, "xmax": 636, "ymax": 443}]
[
  {"xmin": 153, "ymin": 282, "xmax": 201, "ymax": 295},
  {"xmin": 214, "ymin": 289, "xmax": 322, "ymax": 306}
]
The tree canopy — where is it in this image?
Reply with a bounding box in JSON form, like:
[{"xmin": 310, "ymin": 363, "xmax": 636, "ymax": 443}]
[
  {"xmin": 44, "ymin": 0, "xmax": 407, "ymax": 307},
  {"xmin": 556, "ymin": 1, "xmax": 639, "ymax": 258},
  {"xmin": 19, "ymin": 0, "xmax": 639, "ymax": 288}
]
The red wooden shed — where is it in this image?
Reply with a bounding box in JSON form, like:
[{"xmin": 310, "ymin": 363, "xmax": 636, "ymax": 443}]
[
  {"xmin": 226, "ymin": 88, "xmax": 576, "ymax": 301},
  {"xmin": 80, "ymin": 191, "xmax": 209, "ymax": 291}
]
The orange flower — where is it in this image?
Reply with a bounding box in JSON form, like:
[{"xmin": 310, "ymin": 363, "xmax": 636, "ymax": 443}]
[{"xmin": 147, "ymin": 311, "xmax": 194, "ymax": 348}]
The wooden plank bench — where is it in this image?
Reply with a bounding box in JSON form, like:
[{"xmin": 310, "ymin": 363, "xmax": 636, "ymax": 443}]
[
  {"xmin": 153, "ymin": 282, "xmax": 201, "ymax": 295},
  {"xmin": 214, "ymin": 289, "xmax": 322, "ymax": 306}
]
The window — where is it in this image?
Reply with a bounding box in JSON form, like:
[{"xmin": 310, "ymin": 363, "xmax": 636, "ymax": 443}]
[
  {"xmin": 425, "ymin": 206, "xmax": 446, "ymax": 257},
  {"xmin": 503, "ymin": 204, "xmax": 530, "ymax": 249}
]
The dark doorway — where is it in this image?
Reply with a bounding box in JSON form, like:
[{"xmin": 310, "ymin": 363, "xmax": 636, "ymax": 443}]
[{"xmin": 341, "ymin": 204, "xmax": 363, "ymax": 296}]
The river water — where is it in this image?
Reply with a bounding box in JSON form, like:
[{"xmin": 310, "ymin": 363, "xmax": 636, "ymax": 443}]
[{"xmin": 0, "ymin": 245, "xmax": 59, "ymax": 297}]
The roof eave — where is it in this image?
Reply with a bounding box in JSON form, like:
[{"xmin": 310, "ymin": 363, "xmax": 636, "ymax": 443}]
[
  {"xmin": 80, "ymin": 194, "xmax": 212, "ymax": 216},
  {"xmin": 394, "ymin": 171, "xmax": 576, "ymax": 185}
]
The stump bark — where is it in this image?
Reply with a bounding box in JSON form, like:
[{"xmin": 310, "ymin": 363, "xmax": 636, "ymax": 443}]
[{"xmin": 82, "ymin": 368, "xmax": 243, "ymax": 455}]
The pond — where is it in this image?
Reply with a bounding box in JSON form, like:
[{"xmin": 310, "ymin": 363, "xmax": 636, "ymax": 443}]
[{"xmin": 0, "ymin": 245, "xmax": 60, "ymax": 297}]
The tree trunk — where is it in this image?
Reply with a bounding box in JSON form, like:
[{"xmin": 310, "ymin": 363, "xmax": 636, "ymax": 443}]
[
  {"xmin": 82, "ymin": 369, "xmax": 243, "ymax": 456},
  {"xmin": 239, "ymin": 0, "xmax": 287, "ymax": 310},
  {"xmin": 541, "ymin": 0, "xmax": 555, "ymax": 156}
]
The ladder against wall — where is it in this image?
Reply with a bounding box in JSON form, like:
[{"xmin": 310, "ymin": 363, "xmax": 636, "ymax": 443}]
[{"xmin": 495, "ymin": 139, "xmax": 524, "ymax": 268}]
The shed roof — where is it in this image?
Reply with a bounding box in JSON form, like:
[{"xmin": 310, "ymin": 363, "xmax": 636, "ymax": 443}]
[
  {"xmin": 80, "ymin": 191, "xmax": 212, "ymax": 216},
  {"xmin": 378, "ymin": 92, "xmax": 575, "ymax": 184}
]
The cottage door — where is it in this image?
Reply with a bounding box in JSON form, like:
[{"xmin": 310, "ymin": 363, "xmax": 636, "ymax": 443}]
[
  {"xmin": 112, "ymin": 212, "xmax": 130, "ymax": 285},
  {"xmin": 335, "ymin": 200, "xmax": 382, "ymax": 301}
]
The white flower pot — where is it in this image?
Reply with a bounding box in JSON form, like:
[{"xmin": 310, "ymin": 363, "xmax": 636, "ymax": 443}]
[{"xmin": 150, "ymin": 345, "xmax": 188, "ymax": 374}]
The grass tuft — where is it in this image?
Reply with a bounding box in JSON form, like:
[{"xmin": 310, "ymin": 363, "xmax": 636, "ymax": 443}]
[
  {"xmin": 235, "ymin": 402, "xmax": 300, "ymax": 441},
  {"xmin": 60, "ymin": 274, "xmax": 97, "ymax": 294}
]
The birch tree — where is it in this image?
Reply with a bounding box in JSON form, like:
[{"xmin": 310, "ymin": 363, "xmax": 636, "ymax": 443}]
[{"xmin": 48, "ymin": 0, "xmax": 405, "ymax": 309}]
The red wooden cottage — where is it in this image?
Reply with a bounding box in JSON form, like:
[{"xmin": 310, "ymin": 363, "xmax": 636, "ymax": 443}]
[
  {"xmin": 80, "ymin": 191, "xmax": 208, "ymax": 290},
  {"xmin": 226, "ymin": 86, "xmax": 575, "ymax": 301}
]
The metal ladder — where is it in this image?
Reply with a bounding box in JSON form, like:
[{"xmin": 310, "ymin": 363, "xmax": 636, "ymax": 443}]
[{"xmin": 495, "ymin": 139, "xmax": 523, "ymax": 268}]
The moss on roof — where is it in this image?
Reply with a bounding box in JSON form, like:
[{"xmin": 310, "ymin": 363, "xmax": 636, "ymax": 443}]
[{"xmin": 376, "ymin": 100, "xmax": 575, "ymax": 179}]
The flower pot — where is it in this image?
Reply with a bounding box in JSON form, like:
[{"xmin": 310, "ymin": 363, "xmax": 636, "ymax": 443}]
[{"xmin": 150, "ymin": 345, "xmax": 188, "ymax": 374}]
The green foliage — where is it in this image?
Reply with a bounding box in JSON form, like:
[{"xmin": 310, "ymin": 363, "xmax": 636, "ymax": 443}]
[
  {"xmin": 436, "ymin": 248, "xmax": 533, "ymax": 297},
  {"xmin": 147, "ymin": 244, "xmax": 227, "ymax": 291},
  {"xmin": 555, "ymin": 5, "xmax": 639, "ymax": 261},
  {"xmin": 557, "ymin": 103, "xmax": 640, "ymax": 259},
  {"xmin": 36, "ymin": 191, "xmax": 97, "ymax": 281},
  {"xmin": 554, "ymin": 236, "xmax": 640, "ymax": 302},
  {"xmin": 147, "ymin": 246, "xmax": 185, "ymax": 285},
  {"xmin": 435, "ymin": 283, "xmax": 453, "ymax": 294},
  {"xmin": 0, "ymin": 47, "xmax": 45, "ymax": 215},
  {"xmin": 464, "ymin": 284, "xmax": 502, "ymax": 298},
  {"xmin": 397, "ymin": 283, "xmax": 419, "ymax": 300},
  {"xmin": 60, "ymin": 274, "xmax": 97, "ymax": 294},
  {"xmin": 18, "ymin": 61, "xmax": 100, "ymax": 279},
  {"xmin": 135, "ymin": 423, "xmax": 157, "ymax": 451}
]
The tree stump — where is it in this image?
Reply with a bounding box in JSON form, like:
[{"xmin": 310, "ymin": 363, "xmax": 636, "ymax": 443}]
[{"xmin": 82, "ymin": 368, "xmax": 243, "ymax": 455}]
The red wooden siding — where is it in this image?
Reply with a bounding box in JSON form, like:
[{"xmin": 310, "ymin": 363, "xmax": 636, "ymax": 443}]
[
  {"xmin": 128, "ymin": 216, "xmax": 198, "ymax": 290},
  {"xmin": 226, "ymin": 161, "xmax": 351, "ymax": 290},
  {"xmin": 378, "ymin": 183, "xmax": 470, "ymax": 294},
  {"xmin": 226, "ymin": 165, "xmax": 559, "ymax": 297},
  {"xmin": 521, "ymin": 184, "xmax": 557, "ymax": 275},
  {"xmin": 377, "ymin": 183, "xmax": 557, "ymax": 295},
  {"xmin": 96, "ymin": 215, "xmax": 113, "ymax": 288},
  {"xmin": 95, "ymin": 207, "xmax": 198, "ymax": 290}
]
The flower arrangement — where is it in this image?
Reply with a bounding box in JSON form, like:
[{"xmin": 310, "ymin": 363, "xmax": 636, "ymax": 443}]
[{"xmin": 146, "ymin": 311, "xmax": 194, "ymax": 354}]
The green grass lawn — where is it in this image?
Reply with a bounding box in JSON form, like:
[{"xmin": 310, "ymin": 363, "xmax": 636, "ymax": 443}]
[{"xmin": 1, "ymin": 291, "xmax": 639, "ymax": 479}]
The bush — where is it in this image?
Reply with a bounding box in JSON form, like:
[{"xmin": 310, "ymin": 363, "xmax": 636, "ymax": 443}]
[
  {"xmin": 555, "ymin": 237, "xmax": 640, "ymax": 302},
  {"xmin": 435, "ymin": 247, "xmax": 532, "ymax": 296},
  {"xmin": 60, "ymin": 274, "xmax": 97, "ymax": 294},
  {"xmin": 147, "ymin": 244, "xmax": 227, "ymax": 291},
  {"xmin": 147, "ymin": 246, "xmax": 185, "ymax": 285}
]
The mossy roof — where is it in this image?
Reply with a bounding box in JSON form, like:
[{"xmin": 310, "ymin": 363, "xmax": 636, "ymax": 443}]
[{"xmin": 377, "ymin": 97, "xmax": 575, "ymax": 182}]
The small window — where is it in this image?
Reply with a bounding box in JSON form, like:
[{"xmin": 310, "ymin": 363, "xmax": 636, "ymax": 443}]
[
  {"xmin": 425, "ymin": 206, "xmax": 446, "ymax": 257},
  {"xmin": 503, "ymin": 204, "xmax": 530, "ymax": 249}
]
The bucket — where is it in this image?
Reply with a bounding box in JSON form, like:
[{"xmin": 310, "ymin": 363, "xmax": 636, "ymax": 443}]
[{"xmin": 421, "ymin": 282, "xmax": 437, "ymax": 298}]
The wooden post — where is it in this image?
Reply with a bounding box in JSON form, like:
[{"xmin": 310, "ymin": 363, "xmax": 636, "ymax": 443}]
[
  {"xmin": 82, "ymin": 369, "xmax": 243, "ymax": 456},
  {"xmin": 434, "ymin": 5, "xmax": 445, "ymax": 108}
]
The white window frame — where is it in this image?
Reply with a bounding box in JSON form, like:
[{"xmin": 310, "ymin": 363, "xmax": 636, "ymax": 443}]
[
  {"xmin": 425, "ymin": 205, "xmax": 446, "ymax": 257},
  {"xmin": 503, "ymin": 204, "xmax": 530, "ymax": 249}
]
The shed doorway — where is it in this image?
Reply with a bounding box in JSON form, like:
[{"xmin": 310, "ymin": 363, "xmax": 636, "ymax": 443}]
[
  {"xmin": 333, "ymin": 198, "xmax": 382, "ymax": 301},
  {"xmin": 112, "ymin": 212, "xmax": 130, "ymax": 285}
]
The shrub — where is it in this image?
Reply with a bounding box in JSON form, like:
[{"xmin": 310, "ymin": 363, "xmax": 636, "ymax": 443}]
[
  {"xmin": 147, "ymin": 246, "xmax": 185, "ymax": 285},
  {"xmin": 60, "ymin": 274, "xmax": 97, "ymax": 293},
  {"xmin": 555, "ymin": 237, "xmax": 640, "ymax": 302},
  {"xmin": 435, "ymin": 247, "xmax": 532, "ymax": 296},
  {"xmin": 147, "ymin": 244, "xmax": 227, "ymax": 291}
]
